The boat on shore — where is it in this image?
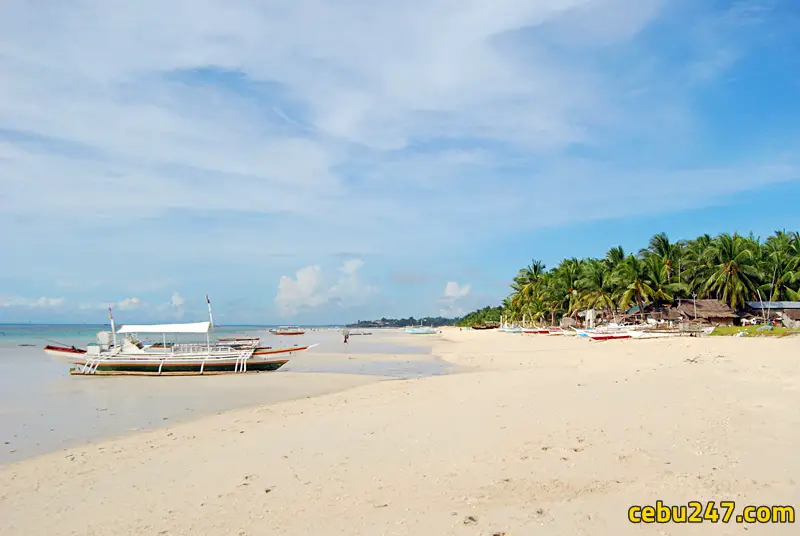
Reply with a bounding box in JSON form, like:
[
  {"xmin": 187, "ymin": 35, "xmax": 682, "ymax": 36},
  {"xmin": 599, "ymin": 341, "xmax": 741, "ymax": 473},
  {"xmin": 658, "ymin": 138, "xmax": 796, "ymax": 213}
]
[
  {"xmin": 269, "ymin": 326, "xmax": 306, "ymax": 336},
  {"xmin": 405, "ymin": 326, "xmax": 440, "ymax": 334},
  {"xmin": 522, "ymin": 327, "xmax": 545, "ymax": 334},
  {"xmin": 588, "ymin": 332, "xmax": 632, "ymax": 341},
  {"xmin": 44, "ymin": 318, "xmax": 316, "ymax": 376}
]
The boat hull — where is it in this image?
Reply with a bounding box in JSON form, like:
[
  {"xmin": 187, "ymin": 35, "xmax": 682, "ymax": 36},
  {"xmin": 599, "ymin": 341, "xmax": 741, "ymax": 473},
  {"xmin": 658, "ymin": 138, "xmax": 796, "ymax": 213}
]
[
  {"xmin": 69, "ymin": 359, "xmax": 288, "ymax": 374},
  {"xmin": 589, "ymin": 333, "xmax": 631, "ymax": 341},
  {"xmin": 45, "ymin": 343, "xmax": 315, "ymax": 375}
]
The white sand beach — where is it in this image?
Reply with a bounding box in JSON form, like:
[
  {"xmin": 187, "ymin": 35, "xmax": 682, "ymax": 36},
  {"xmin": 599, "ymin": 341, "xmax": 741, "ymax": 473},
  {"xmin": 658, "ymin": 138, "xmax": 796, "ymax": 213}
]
[{"xmin": 2, "ymin": 329, "xmax": 799, "ymax": 535}]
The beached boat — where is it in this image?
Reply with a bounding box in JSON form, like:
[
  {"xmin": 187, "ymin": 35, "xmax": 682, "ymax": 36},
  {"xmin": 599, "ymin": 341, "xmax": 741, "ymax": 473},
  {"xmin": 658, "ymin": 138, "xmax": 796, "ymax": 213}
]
[
  {"xmin": 472, "ymin": 324, "xmax": 499, "ymax": 330},
  {"xmin": 588, "ymin": 332, "xmax": 632, "ymax": 341},
  {"xmin": 269, "ymin": 326, "xmax": 306, "ymax": 336},
  {"xmin": 522, "ymin": 327, "xmax": 548, "ymax": 334},
  {"xmin": 44, "ymin": 321, "xmax": 315, "ymax": 375},
  {"xmin": 405, "ymin": 326, "xmax": 440, "ymax": 334}
]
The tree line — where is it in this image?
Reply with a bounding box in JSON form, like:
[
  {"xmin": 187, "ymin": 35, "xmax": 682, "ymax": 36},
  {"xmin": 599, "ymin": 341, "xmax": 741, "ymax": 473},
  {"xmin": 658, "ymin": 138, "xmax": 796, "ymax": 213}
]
[{"xmin": 457, "ymin": 231, "xmax": 800, "ymax": 326}]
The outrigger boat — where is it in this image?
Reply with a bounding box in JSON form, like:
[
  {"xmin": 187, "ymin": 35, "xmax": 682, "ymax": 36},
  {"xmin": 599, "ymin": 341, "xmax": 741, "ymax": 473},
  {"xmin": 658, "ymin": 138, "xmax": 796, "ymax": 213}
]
[
  {"xmin": 405, "ymin": 326, "xmax": 440, "ymax": 334},
  {"xmin": 269, "ymin": 326, "xmax": 306, "ymax": 336},
  {"xmin": 43, "ymin": 298, "xmax": 316, "ymax": 375}
]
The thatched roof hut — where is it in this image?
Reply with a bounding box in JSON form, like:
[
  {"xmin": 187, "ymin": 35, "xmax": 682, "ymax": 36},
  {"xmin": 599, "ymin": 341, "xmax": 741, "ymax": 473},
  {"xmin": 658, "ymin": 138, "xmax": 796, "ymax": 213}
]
[{"xmin": 672, "ymin": 299, "xmax": 737, "ymax": 324}]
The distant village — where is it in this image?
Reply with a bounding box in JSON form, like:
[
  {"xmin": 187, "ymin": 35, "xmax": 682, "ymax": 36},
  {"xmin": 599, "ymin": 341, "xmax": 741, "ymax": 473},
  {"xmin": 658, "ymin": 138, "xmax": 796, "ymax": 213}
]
[{"xmin": 346, "ymin": 316, "xmax": 458, "ymax": 328}]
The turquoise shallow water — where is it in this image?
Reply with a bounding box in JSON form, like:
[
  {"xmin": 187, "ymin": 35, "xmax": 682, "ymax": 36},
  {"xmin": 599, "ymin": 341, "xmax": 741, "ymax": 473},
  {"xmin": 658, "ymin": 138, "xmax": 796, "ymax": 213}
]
[{"xmin": 0, "ymin": 325, "xmax": 454, "ymax": 464}]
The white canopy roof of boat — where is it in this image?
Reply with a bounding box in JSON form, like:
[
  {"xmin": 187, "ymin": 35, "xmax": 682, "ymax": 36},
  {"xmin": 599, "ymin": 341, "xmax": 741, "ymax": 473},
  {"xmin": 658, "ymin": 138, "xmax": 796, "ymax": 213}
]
[{"xmin": 116, "ymin": 321, "xmax": 211, "ymax": 334}]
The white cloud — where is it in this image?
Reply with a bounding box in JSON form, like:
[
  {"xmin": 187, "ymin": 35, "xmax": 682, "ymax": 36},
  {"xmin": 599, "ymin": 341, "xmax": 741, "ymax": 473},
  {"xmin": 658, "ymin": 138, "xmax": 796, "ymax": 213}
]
[
  {"xmin": 275, "ymin": 259, "xmax": 378, "ymax": 317},
  {"xmin": 438, "ymin": 281, "xmax": 472, "ymax": 317},
  {"xmin": 0, "ymin": 296, "xmax": 65, "ymax": 308},
  {"xmin": 0, "ymin": 0, "xmax": 790, "ymax": 238},
  {"xmin": 443, "ymin": 281, "xmax": 471, "ymax": 300},
  {"xmin": 170, "ymin": 292, "xmax": 185, "ymax": 318},
  {"xmin": 79, "ymin": 297, "xmax": 143, "ymax": 311},
  {"xmin": 116, "ymin": 297, "xmax": 142, "ymax": 310}
]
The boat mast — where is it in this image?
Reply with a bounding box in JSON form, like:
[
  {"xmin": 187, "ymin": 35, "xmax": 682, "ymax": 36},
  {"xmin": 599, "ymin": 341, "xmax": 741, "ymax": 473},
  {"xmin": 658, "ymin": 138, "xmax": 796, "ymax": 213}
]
[
  {"xmin": 206, "ymin": 294, "xmax": 214, "ymax": 352},
  {"xmin": 108, "ymin": 307, "xmax": 117, "ymax": 347},
  {"xmin": 206, "ymin": 294, "xmax": 215, "ymax": 334}
]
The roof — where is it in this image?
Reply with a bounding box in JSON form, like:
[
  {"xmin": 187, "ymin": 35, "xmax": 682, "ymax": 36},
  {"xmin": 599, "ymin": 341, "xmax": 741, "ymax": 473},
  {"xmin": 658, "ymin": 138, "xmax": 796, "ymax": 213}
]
[
  {"xmin": 746, "ymin": 301, "xmax": 800, "ymax": 310},
  {"xmin": 784, "ymin": 309, "xmax": 800, "ymax": 320},
  {"xmin": 674, "ymin": 299, "xmax": 736, "ymax": 319},
  {"xmin": 116, "ymin": 321, "xmax": 211, "ymax": 334}
]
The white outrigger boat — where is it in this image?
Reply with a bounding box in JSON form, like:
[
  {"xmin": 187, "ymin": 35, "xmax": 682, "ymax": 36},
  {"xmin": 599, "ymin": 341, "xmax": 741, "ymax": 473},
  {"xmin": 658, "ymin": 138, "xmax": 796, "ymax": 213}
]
[
  {"xmin": 43, "ymin": 300, "xmax": 316, "ymax": 375},
  {"xmin": 269, "ymin": 325, "xmax": 306, "ymax": 336},
  {"xmin": 405, "ymin": 326, "xmax": 440, "ymax": 334}
]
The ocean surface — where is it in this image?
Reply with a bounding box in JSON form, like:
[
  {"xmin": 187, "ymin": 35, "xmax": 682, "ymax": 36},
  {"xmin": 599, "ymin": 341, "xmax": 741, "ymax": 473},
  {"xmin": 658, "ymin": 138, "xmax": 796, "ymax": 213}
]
[{"xmin": 0, "ymin": 324, "xmax": 453, "ymax": 464}]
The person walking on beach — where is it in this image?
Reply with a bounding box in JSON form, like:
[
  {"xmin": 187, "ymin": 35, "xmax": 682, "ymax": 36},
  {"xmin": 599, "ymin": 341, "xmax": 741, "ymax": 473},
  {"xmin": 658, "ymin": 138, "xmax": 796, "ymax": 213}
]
[{"xmin": 343, "ymin": 327, "xmax": 350, "ymax": 344}]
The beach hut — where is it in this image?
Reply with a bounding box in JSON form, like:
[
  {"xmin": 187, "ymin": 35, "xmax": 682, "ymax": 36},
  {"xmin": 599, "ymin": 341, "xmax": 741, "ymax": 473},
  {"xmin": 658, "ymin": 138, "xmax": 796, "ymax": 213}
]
[
  {"xmin": 746, "ymin": 301, "xmax": 800, "ymax": 327},
  {"xmin": 670, "ymin": 299, "xmax": 738, "ymax": 326}
]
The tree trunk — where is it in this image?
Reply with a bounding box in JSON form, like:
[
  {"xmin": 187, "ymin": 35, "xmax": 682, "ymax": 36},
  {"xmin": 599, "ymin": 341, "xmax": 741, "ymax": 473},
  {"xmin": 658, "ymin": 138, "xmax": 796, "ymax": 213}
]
[{"xmin": 637, "ymin": 294, "xmax": 646, "ymax": 324}]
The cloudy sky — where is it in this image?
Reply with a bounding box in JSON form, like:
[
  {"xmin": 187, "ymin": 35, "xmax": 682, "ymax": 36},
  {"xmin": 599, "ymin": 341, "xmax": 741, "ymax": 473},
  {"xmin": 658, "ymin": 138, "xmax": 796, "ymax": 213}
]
[{"xmin": 1, "ymin": 0, "xmax": 798, "ymax": 324}]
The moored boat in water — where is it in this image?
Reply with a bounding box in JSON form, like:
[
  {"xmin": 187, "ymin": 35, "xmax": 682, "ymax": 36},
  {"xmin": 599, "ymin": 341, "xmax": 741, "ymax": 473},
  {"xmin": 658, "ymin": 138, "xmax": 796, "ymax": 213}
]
[
  {"xmin": 43, "ymin": 300, "xmax": 316, "ymax": 375},
  {"xmin": 269, "ymin": 326, "xmax": 306, "ymax": 336}
]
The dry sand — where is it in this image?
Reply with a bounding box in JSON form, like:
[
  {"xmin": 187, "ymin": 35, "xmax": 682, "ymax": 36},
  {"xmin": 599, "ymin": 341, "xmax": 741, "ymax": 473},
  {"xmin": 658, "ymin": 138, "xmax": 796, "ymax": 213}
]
[{"xmin": 2, "ymin": 329, "xmax": 799, "ymax": 535}]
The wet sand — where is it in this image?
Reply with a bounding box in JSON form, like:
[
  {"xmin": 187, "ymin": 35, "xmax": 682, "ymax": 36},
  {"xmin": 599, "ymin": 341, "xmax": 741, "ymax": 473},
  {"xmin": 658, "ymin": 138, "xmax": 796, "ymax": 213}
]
[{"xmin": 0, "ymin": 329, "xmax": 452, "ymax": 464}]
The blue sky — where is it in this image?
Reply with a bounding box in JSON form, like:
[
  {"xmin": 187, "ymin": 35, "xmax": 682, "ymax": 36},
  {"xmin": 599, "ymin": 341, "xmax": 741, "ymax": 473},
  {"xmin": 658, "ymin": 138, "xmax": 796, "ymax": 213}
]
[{"xmin": 1, "ymin": 0, "xmax": 798, "ymax": 324}]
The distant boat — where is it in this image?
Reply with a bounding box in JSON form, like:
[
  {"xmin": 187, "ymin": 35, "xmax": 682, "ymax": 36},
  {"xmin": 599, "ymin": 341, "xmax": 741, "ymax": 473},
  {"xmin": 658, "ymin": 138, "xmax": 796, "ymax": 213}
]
[
  {"xmin": 269, "ymin": 326, "xmax": 306, "ymax": 336},
  {"xmin": 472, "ymin": 324, "xmax": 498, "ymax": 330},
  {"xmin": 405, "ymin": 326, "xmax": 440, "ymax": 334}
]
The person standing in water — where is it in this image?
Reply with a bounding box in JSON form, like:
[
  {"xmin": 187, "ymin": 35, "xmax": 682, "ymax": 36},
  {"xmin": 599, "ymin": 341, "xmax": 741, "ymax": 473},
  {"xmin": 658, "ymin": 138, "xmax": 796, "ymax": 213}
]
[{"xmin": 343, "ymin": 327, "xmax": 350, "ymax": 343}]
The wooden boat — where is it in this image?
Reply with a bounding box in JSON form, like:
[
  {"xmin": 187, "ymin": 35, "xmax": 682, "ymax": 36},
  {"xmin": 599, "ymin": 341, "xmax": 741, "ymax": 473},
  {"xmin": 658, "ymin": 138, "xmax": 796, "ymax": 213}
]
[
  {"xmin": 472, "ymin": 324, "xmax": 498, "ymax": 330},
  {"xmin": 269, "ymin": 326, "xmax": 306, "ymax": 336},
  {"xmin": 44, "ymin": 318, "xmax": 316, "ymax": 376},
  {"xmin": 588, "ymin": 332, "xmax": 631, "ymax": 341}
]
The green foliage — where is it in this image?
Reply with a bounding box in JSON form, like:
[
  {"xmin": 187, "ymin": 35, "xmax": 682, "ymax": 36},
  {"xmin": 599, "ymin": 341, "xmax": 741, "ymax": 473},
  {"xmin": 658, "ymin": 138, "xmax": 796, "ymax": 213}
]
[
  {"xmin": 455, "ymin": 306, "xmax": 503, "ymax": 327},
  {"xmin": 347, "ymin": 316, "xmax": 458, "ymax": 328},
  {"xmin": 461, "ymin": 230, "xmax": 800, "ymax": 324}
]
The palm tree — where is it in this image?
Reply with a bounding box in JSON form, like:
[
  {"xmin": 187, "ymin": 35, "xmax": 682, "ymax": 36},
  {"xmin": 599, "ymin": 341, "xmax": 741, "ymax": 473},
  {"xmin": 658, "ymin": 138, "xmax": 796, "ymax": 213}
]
[
  {"xmin": 641, "ymin": 232, "xmax": 683, "ymax": 282},
  {"xmin": 761, "ymin": 231, "xmax": 800, "ymax": 301},
  {"xmin": 615, "ymin": 255, "xmax": 657, "ymax": 318},
  {"xmin": 512, "ymin": 260, "xmax": 546, "ymax": 303},
  {"xmin": 553, "ymin": 258, "xmax": 584, "ymax": 318},
  {"xmin": 578, "ymin": 259, "xmax": 617, "ymax": 319},
  {"xmin": 701, "ymin": 233, "xmax": 760, "ymax": 310},
  {"xmin": 643, "ymin": 255, "xmax": 689, "ymax": 305},
  {"xmin": 682, "ymin": 234, "xmax": 713, "ymax": 293},
  {"xmin": 604, "ymin": 246, "xmax": 626, "ymax": 270},
  {"xmin": 488, "ymin": 229, "xmax": 800, "ymax": 328}
]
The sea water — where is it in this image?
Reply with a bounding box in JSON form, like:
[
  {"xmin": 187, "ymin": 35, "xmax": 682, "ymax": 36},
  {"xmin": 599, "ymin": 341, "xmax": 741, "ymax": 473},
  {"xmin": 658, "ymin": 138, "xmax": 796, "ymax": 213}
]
[{"xmin": 0, "ymin": 325, "xmax": 454, "ymax": 464}]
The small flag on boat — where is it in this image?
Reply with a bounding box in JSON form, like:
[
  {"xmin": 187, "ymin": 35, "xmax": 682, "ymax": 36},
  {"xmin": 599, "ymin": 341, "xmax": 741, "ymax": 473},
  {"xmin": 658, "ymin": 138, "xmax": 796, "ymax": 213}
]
[
  {"xmin": 206, "ymin": 294, "xmax": 210, "ymax": 304},
  {"xmin": 108, "ymin": 307, "xmax": 113, "ymax": 319}
]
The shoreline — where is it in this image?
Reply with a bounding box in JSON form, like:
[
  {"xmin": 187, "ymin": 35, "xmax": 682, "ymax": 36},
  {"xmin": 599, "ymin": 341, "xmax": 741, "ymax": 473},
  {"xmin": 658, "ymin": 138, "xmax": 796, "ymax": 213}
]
[
  {"xmin": 3, "ymin": 329, "xmax": 798, "ymax": 535},
  {"xmin": 0, "ymin": 330, "xmax": 453, "ymax": 465}
]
